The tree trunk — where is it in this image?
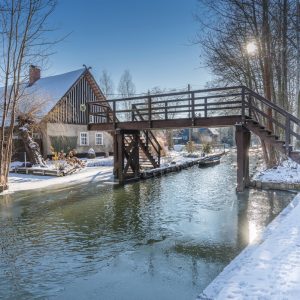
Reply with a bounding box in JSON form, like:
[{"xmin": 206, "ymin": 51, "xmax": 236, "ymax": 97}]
[
  {"xmin": 18, "ymin": 123, "xmax": 47, "ymax": 167},
  {"xmin": 261, "ymin": 0, "xmax": 276, "ymax": 166},
  {"xmin": 296, "ymin": 1, "xmax": 300, "ymax": 148}
]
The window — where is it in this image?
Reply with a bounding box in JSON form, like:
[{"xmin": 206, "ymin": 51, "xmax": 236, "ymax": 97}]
[
  {"xmin": 95, "ymin": 132, "xmax": 103, "ymax": 145},
  {"xmin": 80, "ymin": 132, "xmax": 89, "ymax": 146},
  {"xmin": 89, "ymin": 115, "xmax": 94, "ymax": 124}
]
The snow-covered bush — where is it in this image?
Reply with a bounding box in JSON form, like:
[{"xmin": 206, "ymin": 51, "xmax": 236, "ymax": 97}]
[{"xmin": 87, "ymin": 148, "xmax": 96, "ymax": 159}]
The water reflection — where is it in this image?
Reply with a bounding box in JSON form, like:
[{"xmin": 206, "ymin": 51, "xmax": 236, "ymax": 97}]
[{"xmin": 0, "ymin": 153, "xmax": 295, "ymax": 300}]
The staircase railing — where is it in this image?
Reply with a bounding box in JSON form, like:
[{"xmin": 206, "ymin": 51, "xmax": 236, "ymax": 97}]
[
  {"xmin": 132, "ymin": 104, "xmax": 161, "ymax": 167},
  {"xmin": 243, "ymin": 86, "xmax": 300, "ymax": 154}
]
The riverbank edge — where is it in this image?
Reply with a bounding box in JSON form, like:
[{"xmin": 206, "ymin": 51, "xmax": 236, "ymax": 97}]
[
  {"xmin": 197, "ymin": 192, "xmax": 300, "ymax": 299},
  {"xmin": 140, "ymin": 152, "xmax": 226, "ymax": 181},
  {"xmin": 250, "ymin": 180, "xmax": 300, "ymax": 191}
]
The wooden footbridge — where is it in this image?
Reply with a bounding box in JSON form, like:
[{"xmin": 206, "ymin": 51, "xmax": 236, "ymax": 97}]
[{"xmin": 88, "ymin": 86, "xmax": 300, "ymax": 192}]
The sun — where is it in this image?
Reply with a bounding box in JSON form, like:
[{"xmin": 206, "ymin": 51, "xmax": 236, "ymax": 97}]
[{"xmin": 246, "ymin": 42, "xmax": 257, "ymax": 55}]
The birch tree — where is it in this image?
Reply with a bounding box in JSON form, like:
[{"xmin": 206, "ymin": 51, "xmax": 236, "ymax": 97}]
[
  {"xmin": 118, "ymin": 69, "xmax": 136, "ymax": 120},
  {"xmin": 0, "ymin": 0, "xmax": 57, "ymax": 191},
  {"xmin": 99, "ymin": 69, "xmax": 114, "ymax": 98}
]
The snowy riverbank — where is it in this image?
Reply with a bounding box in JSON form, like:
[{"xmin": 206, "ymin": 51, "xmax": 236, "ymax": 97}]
[
  {"xmin": 5, "ymin": 149, "xmax": 300, "ymax": 196},
  {"xmin": 3, "ymin": 166, "xmax": 114, "ymax": 195},
  {"xmin": 253, "ymin": 158, "xmax": 300, "ymax": 184},
  {"xmin": 3, "ymin": 152, "xmax": 205, "ymax": 195},
  {"xmin": 198, "ymin": 156, "xmax": 300, "ymax": 298},
  {"xmin": 198, "ymin": 192, "xmax": 300, "ymax": 299}
]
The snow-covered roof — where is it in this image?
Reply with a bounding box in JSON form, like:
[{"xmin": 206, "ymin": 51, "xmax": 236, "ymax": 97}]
[
  {"xmin": 0, "ymin": 68, "xmax": 86, "ymax": 123},
  {"xmin": 21, "ymin": 68, "xmax": 85, "ymax": 116},
  {"xmin": 209, "ymin": 128, "xmax": 219, "ymax": 136}
]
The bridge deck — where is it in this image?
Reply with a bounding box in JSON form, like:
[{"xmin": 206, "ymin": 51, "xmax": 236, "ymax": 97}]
[{"xmin": 89, "ymin": 115, "xmax": 243, "ymax": 131}]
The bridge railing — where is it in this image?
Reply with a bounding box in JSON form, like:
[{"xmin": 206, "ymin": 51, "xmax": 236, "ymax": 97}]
[
  {"xmin": 88, "ymin": 86, "xmax": 245, "ymax": 124},
  {"xmin": 88, "ymin": 85, "xmax": 300, "ymax": 152}
]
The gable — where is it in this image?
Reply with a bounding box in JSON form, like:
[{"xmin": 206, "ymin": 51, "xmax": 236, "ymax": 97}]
[
  {"xmin": 18, "ymin": 68, "xmax": 86, "ymax": 118},
  {"xmin": 46, "ymin": 71, "xmax": 106, "ymax": 124}
]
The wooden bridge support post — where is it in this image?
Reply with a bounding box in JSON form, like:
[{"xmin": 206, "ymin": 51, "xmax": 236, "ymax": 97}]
[
  {"xmin": 113, "ymin": 129, "xmax": 124, "ymax": 182},
  {"xmin": 235, "ymin": 124, "xmax": 251, "ymax": 192},
  {"xmin": 132, "ymin": 132, "xmax": 140, "ymax": 178},
  {"xmin": 113, "ymin": 129, "xmax": 140, "ymax": 184}
]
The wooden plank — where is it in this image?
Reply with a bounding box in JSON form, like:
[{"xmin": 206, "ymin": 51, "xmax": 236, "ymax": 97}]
[
  {"xmin": 108, "ymin": 85, "xmax": 244, "ymax": 102},
  {"xmin": 89, "ymin": 115, "xmax": 242, "ymax": 131}
]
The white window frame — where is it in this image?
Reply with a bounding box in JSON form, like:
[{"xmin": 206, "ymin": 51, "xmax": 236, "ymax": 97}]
[
  {"xmin": 80, "ymin": 132, "xmax": 89, "ymax": 146},
  {"xmin": 95, "ymin": 132, "xmax": 104, "ymax": 146},
  {"xmin": 89, "ymin": 115, "xmax": 94, "ymax": 124}
]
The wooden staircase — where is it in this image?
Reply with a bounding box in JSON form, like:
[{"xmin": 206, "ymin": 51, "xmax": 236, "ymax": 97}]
[
  {"xmin": 245, "ymin": 118, "xmax": 300, "ymax": 163},
  {"xmin": 131, "ymin": 104, "xmax": 161, "ymax": 170},
  {"xmin": 245, "ymin": 118, "xmax": 286, "ymax": 151},
  {"xmin": 242, "ymin": 87, "xmax": 300, "ymax": 163},
  {"xmin": 139, "ymin": 133, "xmax": 160, "ymax": 169},
  {"xmin": 124, "ymin": 130, "xmax": 161, "ymax": 171}
]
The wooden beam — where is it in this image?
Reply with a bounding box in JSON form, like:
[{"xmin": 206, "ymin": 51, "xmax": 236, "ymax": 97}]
[
  {"xmin": 236, "ymin": 124, "xmax": 251, "ymax": 192},
  {"xmin": 117, "ymin": 131, "xmax": 124, "ymax": 182},
  {"xmin": 89, "ymin": 115, "xmax": 243, "ymax": 131}
]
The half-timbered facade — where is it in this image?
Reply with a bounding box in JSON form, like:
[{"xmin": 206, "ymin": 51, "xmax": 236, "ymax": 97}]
[{"xmin": 23, "ymin": 66, "xmax": 113, "ymax": 157}]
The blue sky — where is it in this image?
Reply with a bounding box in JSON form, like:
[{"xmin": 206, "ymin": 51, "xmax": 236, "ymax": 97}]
[{"xmin": 46, "ymin": 0, "xmax": 211, "ymax": 94}]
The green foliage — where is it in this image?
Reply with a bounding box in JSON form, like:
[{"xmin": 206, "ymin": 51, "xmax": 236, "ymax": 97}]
[
  {"xmin": 202, "ymin": 143, "xmax": 212, "ymax": 154},
  {"xmin": 50, "ymin": 136, "xmax": 77, "ymax": 153},
  {"xmin": 185, "ymin": 141, "xmax": 196, "ymax": 153}
]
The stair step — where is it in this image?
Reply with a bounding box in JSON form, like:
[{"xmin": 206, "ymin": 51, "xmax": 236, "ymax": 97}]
[
  {"xmin": 268, "ymin": 134, "xmax": 279, "ymax": 140},
  {"xmin": 246, "ymin": 119, "xmax": 259, "ymax": 125},
  {"xmin": 259, "ymin": 129, "xmax": 272, "ymax": 135},
  {"xmin": 290, "ymin": 151, "xmax": 300, "ymax": 163}
]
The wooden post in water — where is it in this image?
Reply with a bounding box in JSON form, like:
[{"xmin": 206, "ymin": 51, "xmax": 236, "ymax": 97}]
[
  {"xmin": 114, "ymin": 129, "xmax": 140, "ymax": 184},
  {"xmin": 132, "ymin": 132, "xmax": 140, "ymax": 178},
  {"xmin": 235, "ymin": 124, "xmax": 251, "ymax": 192},
  {"xmin": 114, "ymin": 129, "xmax": 124, "ymax": 182}
]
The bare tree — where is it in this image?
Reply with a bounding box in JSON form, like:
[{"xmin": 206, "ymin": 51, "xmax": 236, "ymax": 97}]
[
  {"xmin": 118, "ymin": 69, "xmax": 136, "ymax": 97},
  {"xmin": 99, "ymin": 69, "xmax": 114, "ymax": 98},
  {"xmin": 0, "ymin": 0, "xmax": 58, "ymax": 191},
  {"xmin": 195, "ymin": 0, "xmax": 299, "ymax": 166},
  {"xmin": 118, "ymin": 69, "xmax": 136, "ymax": 120}
]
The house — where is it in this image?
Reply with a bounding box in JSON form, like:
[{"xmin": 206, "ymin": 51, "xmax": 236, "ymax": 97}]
[
  {"xmin": 173, "ymin": 128, "xmax": 219, "ymax": 145},
  {"xmin": 14, "ymin": 65, "xmax": 113, "ymax": 158}
]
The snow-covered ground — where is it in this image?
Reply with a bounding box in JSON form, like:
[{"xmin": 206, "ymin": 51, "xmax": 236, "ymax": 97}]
[
  {"xmin": 254, "ymin": 159, "xmax": 300, "ymax": 184},
  {"xmin": 4, "ymin": 166, "xmax": 114, "ymax": 195},
  {"xmin": 4, "ymin": 153, "xmax": 199, "ymax": 195},
  {"xmin": 199, "ymin": 193, "xmax": 300, "ymax": 299}
]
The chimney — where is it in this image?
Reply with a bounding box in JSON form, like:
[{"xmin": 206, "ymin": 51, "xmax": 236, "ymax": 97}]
[{"xmin": 29, "ymin": 65, "xmax": 40, "ymax": 86}]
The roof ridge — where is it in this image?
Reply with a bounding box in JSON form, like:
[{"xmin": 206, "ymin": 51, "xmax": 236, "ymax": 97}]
[{"xmin": 36, "ymin": 68, "xmax": 85, "ymax": 81}]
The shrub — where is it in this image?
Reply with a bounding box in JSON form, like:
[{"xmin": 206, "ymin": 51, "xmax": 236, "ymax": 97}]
[
  {"xmin": 50, "ymin": 136, "xmax": 77, "ymax": 153},
  {"xmin": 202, "ymin": 143, "xmax": 212, "ymax": 154},
  {"xmin": 185, "ymin": 141, "xmax": 196, "ymax": 153}
]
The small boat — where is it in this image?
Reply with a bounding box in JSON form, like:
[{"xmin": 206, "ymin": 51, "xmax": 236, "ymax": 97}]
[{"xmin": 198, "ymin": 156, "xmax": 221, "ymax": 168}]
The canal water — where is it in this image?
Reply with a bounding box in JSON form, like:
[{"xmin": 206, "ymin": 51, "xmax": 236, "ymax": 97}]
[{"xmin": 0, "ymin": 153, "xmax": 295, "ymax": 300}]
